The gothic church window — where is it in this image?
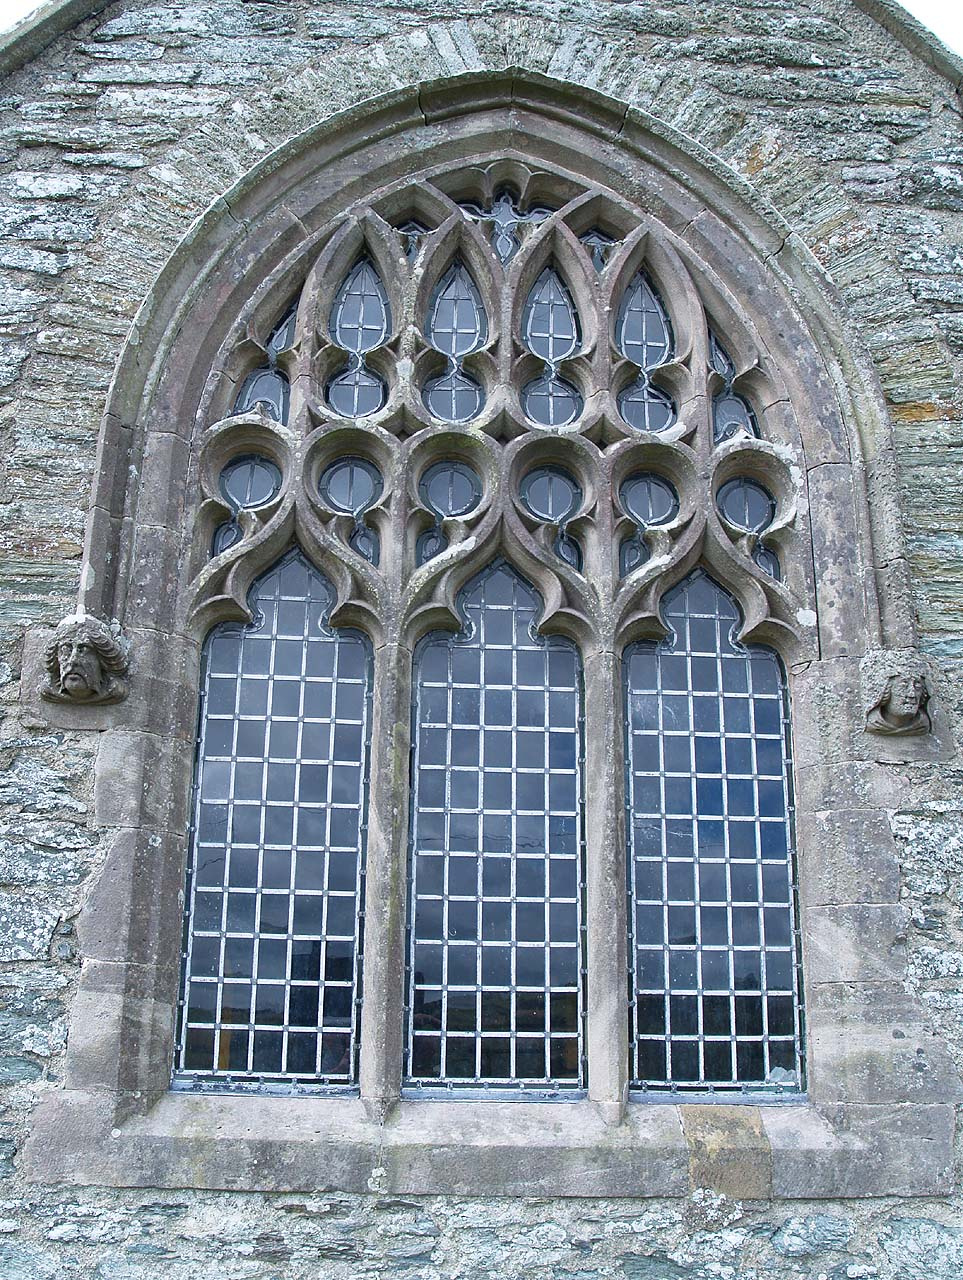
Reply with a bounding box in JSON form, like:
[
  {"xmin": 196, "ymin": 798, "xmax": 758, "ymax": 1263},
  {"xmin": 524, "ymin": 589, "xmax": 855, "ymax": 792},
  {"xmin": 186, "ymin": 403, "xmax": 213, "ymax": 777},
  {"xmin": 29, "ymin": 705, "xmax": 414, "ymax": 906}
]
[{"xmin": 176, "ymin": 170, "xmax": 807, "ymax": 1099}]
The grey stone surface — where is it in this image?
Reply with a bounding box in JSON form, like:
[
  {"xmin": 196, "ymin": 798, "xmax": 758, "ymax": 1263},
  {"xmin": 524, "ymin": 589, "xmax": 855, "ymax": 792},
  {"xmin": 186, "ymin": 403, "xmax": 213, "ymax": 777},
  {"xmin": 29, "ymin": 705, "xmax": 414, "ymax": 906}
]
[{"xmin": 0, "ymin": 0, "xmax": 958, "ymax": 1266}]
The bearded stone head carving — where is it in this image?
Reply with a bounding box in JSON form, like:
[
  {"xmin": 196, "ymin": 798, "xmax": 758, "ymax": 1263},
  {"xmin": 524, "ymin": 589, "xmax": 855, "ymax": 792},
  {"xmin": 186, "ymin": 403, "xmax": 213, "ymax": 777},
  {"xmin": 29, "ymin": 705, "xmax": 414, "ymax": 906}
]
[
  {"xmin": 866, "ymin": 669, "xmax": 931, "ymax": 738},
  {"xmin": 42, "ymin": 615, "xmax": 131, "ymax": 706}
]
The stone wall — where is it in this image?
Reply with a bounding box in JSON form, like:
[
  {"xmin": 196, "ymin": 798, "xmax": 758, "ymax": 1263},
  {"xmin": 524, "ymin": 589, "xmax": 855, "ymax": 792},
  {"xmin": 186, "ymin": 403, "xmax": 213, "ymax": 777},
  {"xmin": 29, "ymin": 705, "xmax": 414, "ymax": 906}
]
[{"xmin": 0, "ymin": 0, "xmax": 961, "ymax": 1275}]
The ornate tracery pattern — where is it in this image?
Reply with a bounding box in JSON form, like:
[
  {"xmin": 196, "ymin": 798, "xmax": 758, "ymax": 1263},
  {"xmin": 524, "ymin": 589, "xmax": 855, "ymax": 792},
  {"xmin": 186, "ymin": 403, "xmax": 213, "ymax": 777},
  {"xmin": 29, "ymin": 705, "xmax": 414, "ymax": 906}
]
[{"xmin": 178, "ymin": 161, "xmax": 812, "ymax": 1098}]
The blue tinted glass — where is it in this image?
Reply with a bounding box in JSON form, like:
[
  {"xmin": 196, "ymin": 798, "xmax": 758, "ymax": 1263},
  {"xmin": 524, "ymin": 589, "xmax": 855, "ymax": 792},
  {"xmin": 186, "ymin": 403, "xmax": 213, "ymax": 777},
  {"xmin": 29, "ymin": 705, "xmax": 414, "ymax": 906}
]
[
  {"xmin": 580, "ymin": 228, "xmax": 615, "ymax": 271},
  {"xmin": 522, "ymin": 373, "xmax": 583, "ymax": 428},
  {"xmin": 330, "ymin": 260, "xmax": 390, "ymax": 353},
  {"xmin": 234, "ymin": 370, "xmax": 289, "ymax": 423},
  {"xmin": 326, "ymin": 364, "xmax": 386, "ymax": 418},
  {"xmin": 318, "ymin": 457, "xmax": 382, "ymax": 515},
  {"xmin": 420, "ymin": 462, "xmax": 482, "ymax": 518},
  {"xmin": 709, "ymin": 331, "xmax": 759, "ymax": 443},
  {"xmin": 423, "ymin": 368, "xmax": 484, "ymax": 423},
  {"xmin": 406, "ymin": 564, "xmax": 585, "ymax": 1091},
  {"xmin": 617, "ymin": 273, "xmax": 672, "ymax": 370},
  {"xmin": 176, "ymin": 552, "xmax": 372, "ymax": 1090},
  {"xmin": 233, "ymin": 304, "xmax": 296, "ymax": 423},
  {"xmin": 717, "ymin": 479, "xmax": 775, "ymax": 533},
  {"xmin": 521, "ymin": 468, "xmax": 580, "ymax": 523},
  {"xmin": 458, "ymin": 190, "xmax": 554, "ymax": 263},
  {"xmin": 523, "ymin": 269, "xmax": 580, "ymax": 364},
  {"xmin": 621, "ymin": 474, "xmax": 678, "ymax": 527},
  {"xmin": 624, "ymin": 572, "xmax": 802, "ymax": 1093},
  {"xmin": 427, "ymin": 263, "xmax": 487, "ymax": 358},
  {"xmin": 220, "ymin": 456, "xmax": 281, "ymax": 511},
  {"xmin": 618, "ymin": 378, "xmax": 675, "ymax": 434}
]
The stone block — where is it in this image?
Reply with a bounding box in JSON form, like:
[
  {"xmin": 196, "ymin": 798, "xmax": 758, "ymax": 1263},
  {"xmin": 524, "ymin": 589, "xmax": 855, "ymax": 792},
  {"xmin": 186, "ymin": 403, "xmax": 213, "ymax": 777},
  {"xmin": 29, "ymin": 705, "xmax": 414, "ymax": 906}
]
[
  {"xmin": 765, "ymin": 1103, "xmax": 956, "ymax": 1197},
  {"xmin": 123, "ymin": 522, "xmax": 183, "ymax": 630},
  {"xmin": 75, "ymin": 825, "xmax": 188, "ymax": 968},
  {"xmin": 679, "ymin": 1104, "xmax": 772, "ymax": 1199},
  {"xmin": 794, "ymin": 759, "xmax": 913, "ymax": 813},
  {"xmin": 94, "ymin": 729, "xmax": 192, "ymax": 834},
  {"xmin": 805, "ymin": 903, "xmax": 909, "ymax": 986},
  {"xmin": 794, "ymin": 807, "xmax": 900, "ymax": 907},
  {"xmin": 63, "ymin": 958, "xmax": 178, "ymax": 1094},
  {"xmin": 806, "ymin": 464, "xmax": 866, "ymax": 659},
  {"xmin": 806, "ymin": 983, "xmax": 963, "ymax": 1104},
  {"xmin": 382, "ymin": 1100, "xmax": 689, "ymax": 1196},
  {"xmin": 789, "ymin": 658, "xmax": 862, "ymax": 768},
  {"xmin": 87, "ymin": 412, "xmax": 133, "ymax": 518},
  {"xmin": 135, "ymin": 429, "xmax": 193, "ymax": 530}
]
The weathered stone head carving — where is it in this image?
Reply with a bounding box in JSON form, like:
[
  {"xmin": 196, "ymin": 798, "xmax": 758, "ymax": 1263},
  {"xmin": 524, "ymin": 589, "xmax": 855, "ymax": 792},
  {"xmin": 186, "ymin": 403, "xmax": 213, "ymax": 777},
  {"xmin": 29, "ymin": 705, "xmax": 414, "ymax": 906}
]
[
  {"xmin": 42, "ymin": 615, "xmax": 131, "ymax": 706},
  {"xmin": 866, "ymin": 668, "xmax": 930, "ymax": 737}
]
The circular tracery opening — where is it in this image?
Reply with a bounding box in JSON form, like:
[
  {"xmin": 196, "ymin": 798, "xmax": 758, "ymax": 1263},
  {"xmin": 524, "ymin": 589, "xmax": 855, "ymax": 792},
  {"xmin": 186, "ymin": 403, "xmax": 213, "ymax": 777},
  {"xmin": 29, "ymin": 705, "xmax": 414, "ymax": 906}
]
[{"xmin": 206, "ymin": 156, "xmax": 801, "ymax": 598}]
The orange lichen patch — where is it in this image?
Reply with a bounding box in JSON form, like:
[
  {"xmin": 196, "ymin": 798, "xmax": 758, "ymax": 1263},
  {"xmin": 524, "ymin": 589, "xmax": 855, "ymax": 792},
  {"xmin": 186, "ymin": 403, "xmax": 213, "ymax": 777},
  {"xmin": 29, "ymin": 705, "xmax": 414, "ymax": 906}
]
[
  {"xmin": 889, "ymin": 400, "xmax": 963, "ymax": 424},
  {"xmin": 742, "ymin": 135, "xmax": 783, "ymax": 177},
  {"xmin": 0, "ymin": 535, "xmax": 82, "ymax": 560}
]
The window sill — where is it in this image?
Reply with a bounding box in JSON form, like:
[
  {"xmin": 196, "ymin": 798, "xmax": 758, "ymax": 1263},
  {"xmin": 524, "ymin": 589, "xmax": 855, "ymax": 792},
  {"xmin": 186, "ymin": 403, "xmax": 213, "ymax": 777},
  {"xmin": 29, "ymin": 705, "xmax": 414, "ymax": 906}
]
[{"xmin": 24, "ymin": 1087, "xmax": 955, "ymax": 1199}]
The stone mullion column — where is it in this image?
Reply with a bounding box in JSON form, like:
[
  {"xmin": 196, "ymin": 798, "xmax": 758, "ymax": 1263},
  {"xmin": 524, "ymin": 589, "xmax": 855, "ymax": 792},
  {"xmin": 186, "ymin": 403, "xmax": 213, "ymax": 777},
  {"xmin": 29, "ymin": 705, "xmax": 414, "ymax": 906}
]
[
  {"xmin": 582, "ymin": 643, "xmax": 629, "ymax": 1115},
  {"xmin": 358, "ymin": 637, "xmax": 412, "ymax": 1113}
]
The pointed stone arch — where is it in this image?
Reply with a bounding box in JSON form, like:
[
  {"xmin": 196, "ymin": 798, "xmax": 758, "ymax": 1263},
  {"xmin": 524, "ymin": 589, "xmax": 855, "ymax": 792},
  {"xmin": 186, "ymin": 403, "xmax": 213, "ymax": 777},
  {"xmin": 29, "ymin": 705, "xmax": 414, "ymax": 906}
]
[{"xmin": 23, "ymin": 68, "xmax": 959, "ymax": 1201}]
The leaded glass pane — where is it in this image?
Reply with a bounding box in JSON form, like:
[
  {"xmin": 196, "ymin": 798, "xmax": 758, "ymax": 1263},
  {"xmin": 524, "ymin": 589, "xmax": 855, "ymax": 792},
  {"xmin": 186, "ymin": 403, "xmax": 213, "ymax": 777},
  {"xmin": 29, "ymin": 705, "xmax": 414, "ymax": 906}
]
[
  {"xmin": 714, "ymin": 393, "xmax": 758, "ymax": 444},
  {"xmin": 326, "ymin": 364, "xmax": 386, "ymax": 418},
  {"xmin": 406, "ymin": 563, "xmax": 586, "ymax": 1092},
  {"xmin": 330, "ymin": 260, "xmax": 390, "ymax": 353},
  {"xmin": 521, "ymin": 468, "xmax": 581, "ymax": 523},
  {"xmin": 625, "ymin": 572, "xmax": 802, "ymax": 1092},
  {"xmin": 233, "ymin": 304, "xmax": 296, "ymax": 423},
  {"xmin": 398, "ymin": 219, "xmax": 430, "ymax": 259},
  {"xmin": 615, "ymin": 272, "xmax": 676, "ymax": 434},
  {"xmin": 420, "ymin": 461, "xmax": 482, "ymax": 519},
  {"xmin": 318, "ymin": 457, "xmax": 382, "ymax": 516},
  {"xmin": 618, "ymin": 273, "xmax": 672, "ymax": 370},
  {"xmin": 580, "ymin": 228, "xmax": 615, "ymax": 271},
  {"xmin": 220, "ymin": 456, "xmax": 281, "ymax": 511},
  {"xmin": 427, "ymin": 263, "xmax": 487, "ymax": 358},
  {"xmin": 234, "ymin": 369, "xmax": 290, "ymax": 423},
  {"xmin": 213, "ymin": 456, "xmax": 282, "ymax": 556},
  {"xmin": 520, "ymin": 468, "xmax": 583, "ymax": 571},
  {"xmin": 424, "ymin": 368, "xmax": 484, "ymax": 423},
  {"xmin": 175, "ymin": 551, "xmax": 372, "ymax": 1090},
  {"xmin": 754, "ymin": 545, "xmax": 781, "ymax": 581},
  {"xmin": 621, "ymin": 473, "xmax": 678, "ymax": 528},
  {"xmin": 523, "ymin": 268, "xmax": 580, "ymax": 364},
  {"xmin": 325, "ymin": 260, "xmax": 390, "ymax": 418},
  {"xmin": 522, "ymin": 373, "xmax": 583, "ymax": 428},
  {"xmin": 618, "ymin": 379, "xmax": 675, "ymax": 434},
  {"xmin": 716, "ymin": 478, "xmax": 775, "ymax": 533},
  {"xmin": 709, "ymin": 330, "xmax": 759, "ymax": 443},
  {"xmin": 459, "ymin": 191, "xmax": 554, "ymax": 263}
]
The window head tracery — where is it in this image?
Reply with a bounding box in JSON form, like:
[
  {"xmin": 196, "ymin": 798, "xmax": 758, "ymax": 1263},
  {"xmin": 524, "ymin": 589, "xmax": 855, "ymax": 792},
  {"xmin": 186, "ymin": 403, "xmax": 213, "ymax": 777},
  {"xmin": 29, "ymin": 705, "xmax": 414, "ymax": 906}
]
[
  {"xmin": 179, "ymin": 157, "xmax": 813, "ymax": 1101},
  {"xmin": 196, "ymin": 163, "xmax": 811, "ymax": 662}
]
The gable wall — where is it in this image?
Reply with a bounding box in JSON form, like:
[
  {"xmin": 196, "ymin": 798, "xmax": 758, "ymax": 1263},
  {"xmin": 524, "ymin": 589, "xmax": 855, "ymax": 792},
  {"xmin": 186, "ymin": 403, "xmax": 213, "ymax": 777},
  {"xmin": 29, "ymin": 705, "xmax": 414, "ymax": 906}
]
[{"xmin": 0, "ymin": 1, "xmax": 961, "ymax": 1274}]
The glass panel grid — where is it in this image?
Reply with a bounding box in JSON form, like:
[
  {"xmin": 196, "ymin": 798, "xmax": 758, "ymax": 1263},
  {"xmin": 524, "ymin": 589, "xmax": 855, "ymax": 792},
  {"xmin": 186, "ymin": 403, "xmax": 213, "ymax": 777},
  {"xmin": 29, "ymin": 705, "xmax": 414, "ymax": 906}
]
[
  {"xmin": 405, "ymin": 564, "xmax": 586, "ymax": 1094},
  {"xmin": 175, "ymin": 552, "xmax": 372, "ymax": 1091},
  {"xmin": 618, "ymin": 273, "xmax": 672, "ymax": 371},
  {"xmin": 616, "ymin": 272, "xmax": 676, "ymax": 434},
  {"xmin": 524, "ymin": 269, "xmax": 580, "ymax": 364},
  {"xmin": 330, "ymin": 260, "xmax": 390, "ymax": 354},
  {"xmin": 428, "ymin": 264, "xmax": 487, "ymax": 358},
  {"xmin": 625, "ymin": 573, "xmax": 803, "ymax": 1094}
]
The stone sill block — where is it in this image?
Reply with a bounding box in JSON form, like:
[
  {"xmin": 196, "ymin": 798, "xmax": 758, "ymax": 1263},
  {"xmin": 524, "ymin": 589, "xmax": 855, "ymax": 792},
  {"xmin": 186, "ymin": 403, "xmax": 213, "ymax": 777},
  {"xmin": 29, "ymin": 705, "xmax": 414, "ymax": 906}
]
[{"xmin": 23, "ymin": 1090, "xmax": 956, "ymax": 1199}]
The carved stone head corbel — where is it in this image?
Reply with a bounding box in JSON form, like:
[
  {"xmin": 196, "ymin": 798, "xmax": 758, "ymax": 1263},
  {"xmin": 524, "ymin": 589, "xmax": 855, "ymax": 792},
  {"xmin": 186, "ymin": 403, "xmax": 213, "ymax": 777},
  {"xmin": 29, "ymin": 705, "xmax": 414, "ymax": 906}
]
[
  {"xmin": 864, "ymin": 654, "xmax": 931, "ymax": 738},
  {"xmin": 41, "ymin": 615, "xmax": 132, "ymax": 706}
]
